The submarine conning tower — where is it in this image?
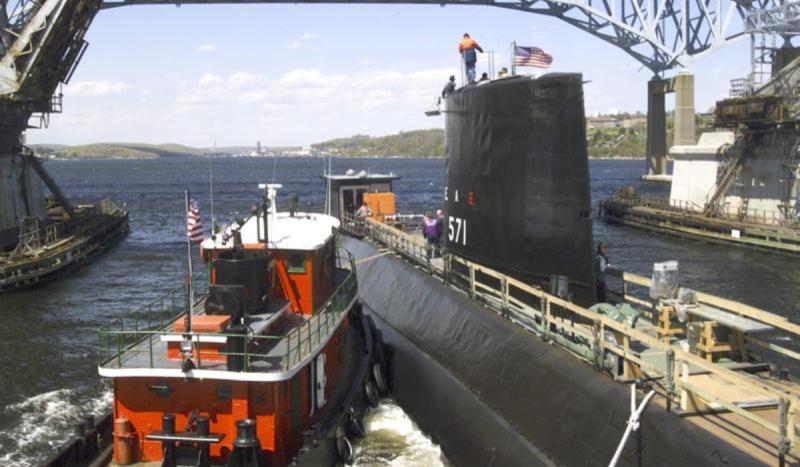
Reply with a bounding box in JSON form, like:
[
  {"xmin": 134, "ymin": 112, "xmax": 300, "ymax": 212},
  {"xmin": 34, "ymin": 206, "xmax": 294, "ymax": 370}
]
[{"xmin": 443, "ymin": 74, "xmax": 597, "ymax": 305}]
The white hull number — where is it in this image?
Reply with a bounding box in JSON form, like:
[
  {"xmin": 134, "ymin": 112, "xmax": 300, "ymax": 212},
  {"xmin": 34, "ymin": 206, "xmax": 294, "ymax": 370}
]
[{"xmin": 448, "ymin": 216, "xmax": 467, "ymax": 246}]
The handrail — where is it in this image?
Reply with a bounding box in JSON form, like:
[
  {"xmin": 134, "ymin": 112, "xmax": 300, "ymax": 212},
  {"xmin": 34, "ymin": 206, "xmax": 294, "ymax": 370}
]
[
  {"xmin": 98, "ymin": 252, "xmax": 358, "ymax": 373},
  {"xmin": 362, "ymin": 216, "xmax": 799, "ymax": 460}
]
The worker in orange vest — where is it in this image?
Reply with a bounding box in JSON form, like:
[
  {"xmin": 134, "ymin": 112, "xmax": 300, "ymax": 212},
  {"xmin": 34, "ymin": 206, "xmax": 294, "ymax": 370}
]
[{"xmin": 459, "ymin": 33, "xmax": 484, "ymax": 84}]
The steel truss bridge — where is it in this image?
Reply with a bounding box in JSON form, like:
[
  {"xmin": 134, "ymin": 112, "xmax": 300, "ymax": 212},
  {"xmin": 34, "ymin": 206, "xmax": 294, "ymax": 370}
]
[{"xmin": 0, "ymin": 0, "xmax": 798, "ymax": 131}]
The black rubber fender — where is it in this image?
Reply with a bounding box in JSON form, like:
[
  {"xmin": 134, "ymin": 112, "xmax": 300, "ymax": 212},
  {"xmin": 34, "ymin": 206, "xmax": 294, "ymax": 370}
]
[
  {"xmin": 371, "ymin": 362, "xmax": 389, "ymax": 396},
  {"xmin": 364, "ymin": 381, "xmax": 380, "ymax": 409},
  {"xmin": 346, "ymin": 409, "xmax": 366, "ymax": 439},
  {"xmin": 336, "ymin": 436, "xmax": 354, "ymax": 465}
]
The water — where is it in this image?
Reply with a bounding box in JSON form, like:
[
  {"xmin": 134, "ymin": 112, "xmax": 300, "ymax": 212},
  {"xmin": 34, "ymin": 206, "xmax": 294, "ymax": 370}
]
[{"xmin": 0, "ymin": 157, "xmax": 798, "ymax": 466}]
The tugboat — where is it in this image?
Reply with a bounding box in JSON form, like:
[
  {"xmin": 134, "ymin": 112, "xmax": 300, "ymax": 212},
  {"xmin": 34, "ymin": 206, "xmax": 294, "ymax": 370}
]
[{"xmin": 93, "ymin": 183, "xmax": 388, "ymax": 466}]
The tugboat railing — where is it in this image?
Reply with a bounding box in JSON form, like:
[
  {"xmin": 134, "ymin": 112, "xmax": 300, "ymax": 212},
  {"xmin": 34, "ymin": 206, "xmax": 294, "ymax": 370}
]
[
  {"xmin": 361, "ymin": 216, "xmax": 800, "ymax": 461},
  {"xmin": 97, "ymin": 251, "xmax": 358, "ymax": 374}
]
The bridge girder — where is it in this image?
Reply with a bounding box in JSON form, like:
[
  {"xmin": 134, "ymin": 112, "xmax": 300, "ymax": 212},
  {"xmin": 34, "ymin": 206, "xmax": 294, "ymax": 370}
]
[{"xmin": 95, "ymin": 0, "xmax": 800, "ymax": 74}]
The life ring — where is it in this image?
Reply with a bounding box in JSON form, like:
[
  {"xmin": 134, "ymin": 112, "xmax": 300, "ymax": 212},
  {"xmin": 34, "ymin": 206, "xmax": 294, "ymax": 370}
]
[
  {"xmin": 364, "ymin": 381, "xmax": 380, "ymax": 408},
  {"xmin": 346, "ymin": 410, "xmax": 366, "ymax": 439},
  {"xmin": 372, "ymin": 363, "xmax": 389, "ymax": 396},
  {"xmin": 336, "ymin": 435, "xmax": 354, "ymax": 464}
]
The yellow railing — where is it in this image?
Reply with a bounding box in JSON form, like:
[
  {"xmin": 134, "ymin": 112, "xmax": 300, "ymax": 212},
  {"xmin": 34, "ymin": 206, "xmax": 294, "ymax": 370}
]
[{"xmin": 363, "ymin": 217, "xmax": 800, "ymax": 462}]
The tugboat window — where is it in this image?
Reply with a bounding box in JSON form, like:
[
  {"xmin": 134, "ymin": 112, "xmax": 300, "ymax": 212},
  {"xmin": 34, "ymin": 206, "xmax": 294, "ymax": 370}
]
[{"xmin": 288, "ymin": 252, "xmax": 306, "ymax": 273}]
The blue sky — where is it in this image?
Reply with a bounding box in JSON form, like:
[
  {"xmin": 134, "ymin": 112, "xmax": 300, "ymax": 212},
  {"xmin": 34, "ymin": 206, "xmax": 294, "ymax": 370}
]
[{"xmin": 28, "ymin": 4, "xmax": 753, "ymax": 147}]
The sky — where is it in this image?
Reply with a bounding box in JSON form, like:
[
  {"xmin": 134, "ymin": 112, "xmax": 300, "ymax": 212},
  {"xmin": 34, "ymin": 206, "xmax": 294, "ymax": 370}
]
[{"xmin": 27, "ymin": 3, "xmax": 754, "ymax": 147}]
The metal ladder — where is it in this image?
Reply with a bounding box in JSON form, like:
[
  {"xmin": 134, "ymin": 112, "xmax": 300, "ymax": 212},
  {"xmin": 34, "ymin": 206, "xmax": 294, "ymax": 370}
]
[{"xmin": 704, "ymin": 139, "xmax": 749, "ymax": 216}]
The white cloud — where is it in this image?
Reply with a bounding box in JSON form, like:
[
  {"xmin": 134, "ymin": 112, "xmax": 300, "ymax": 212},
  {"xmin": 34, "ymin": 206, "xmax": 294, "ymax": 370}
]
[
  {"xmin": 195, "ymin": 44, "xmax": 217, "ymax": 53},
  {"xmin": 175, "ymin": 67, "xmax": 455, "ymax": 114},
  {"xmin": 287, "ymin": 33, "xmax": 318, "ymax": 50},
  {"xmin": 65, "ymin": 80, "xmax": 131, "ymax": 97}
]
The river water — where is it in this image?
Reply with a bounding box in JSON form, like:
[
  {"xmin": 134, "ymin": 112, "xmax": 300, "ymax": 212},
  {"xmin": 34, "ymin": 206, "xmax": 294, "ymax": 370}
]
[{"xmin": 0, "ymin": 156, "xmax": 797, "ymax": 466}]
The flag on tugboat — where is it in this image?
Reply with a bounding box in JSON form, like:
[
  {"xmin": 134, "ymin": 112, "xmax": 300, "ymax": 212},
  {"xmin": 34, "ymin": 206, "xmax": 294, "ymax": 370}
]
[
  {"xmin": 513, "ymin": 45, "xmax": 553, "ymax": 68},
  {"xmin": 187, "ymin": 197, "xmax": 204, "ymax": 244}
]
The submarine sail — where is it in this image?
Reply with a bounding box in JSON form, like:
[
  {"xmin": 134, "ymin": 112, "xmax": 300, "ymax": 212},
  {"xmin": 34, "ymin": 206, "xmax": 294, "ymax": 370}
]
[{"xmin": 444, "ymin": 74, "xmax": 596, "ymax": 304}]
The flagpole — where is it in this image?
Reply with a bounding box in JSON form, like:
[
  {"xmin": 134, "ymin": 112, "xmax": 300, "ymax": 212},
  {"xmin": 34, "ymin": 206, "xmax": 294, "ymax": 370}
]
[
  {"xmin": 511, "ymin": 41, "xmax": 517, "ymax": 76},
  {"xmin": 184, "ymin": 190, "xmax": 193, "ymax": 334},
  {"xmin": 209, "ymin": 158, "xmax": 215, "ymax": 234}
]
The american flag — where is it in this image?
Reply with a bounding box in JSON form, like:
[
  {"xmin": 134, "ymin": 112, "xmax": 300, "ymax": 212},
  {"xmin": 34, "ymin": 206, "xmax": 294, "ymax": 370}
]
[
  {"xmin": 514, "ymin": 45, "xmax": 553, "ymax": 69},
  {"xmin": 187, "ymin": 198, "xmax": 204, "ymax": 244}
]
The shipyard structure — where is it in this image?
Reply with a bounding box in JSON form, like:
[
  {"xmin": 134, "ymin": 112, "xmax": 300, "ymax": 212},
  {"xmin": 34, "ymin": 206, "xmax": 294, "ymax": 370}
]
[
  {"xmin": 0, "ymin": 0, "xmax": 128, "ymax": 291},
  {"xmin": 602, "ymin": 48, "xmax": 800, "ymax": 254}
]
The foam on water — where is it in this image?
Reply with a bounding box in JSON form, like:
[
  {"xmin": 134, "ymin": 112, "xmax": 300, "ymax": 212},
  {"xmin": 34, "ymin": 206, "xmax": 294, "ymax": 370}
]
[
  {"xmin": 354, "ymin": 399, "xmax": 449, "ymax": 467},
  {"xmin": 0, "ymin": 388, "xmax": 112, "ymax": 467}
]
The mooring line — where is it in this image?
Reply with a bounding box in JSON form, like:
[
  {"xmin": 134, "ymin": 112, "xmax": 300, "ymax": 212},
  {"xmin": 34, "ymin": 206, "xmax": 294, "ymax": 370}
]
[{"xmin": 355, "ymin": 251, "xmax": 393, "ymax": 265}]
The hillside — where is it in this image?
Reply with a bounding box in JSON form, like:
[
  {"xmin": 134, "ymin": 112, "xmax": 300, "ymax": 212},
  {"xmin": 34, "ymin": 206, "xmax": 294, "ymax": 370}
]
[
  {"xmin": 312, "ymin": 129, "xmax": 445, "ymax": 157},
  {"xmin": 45, "ymin": 143, "xmax": 205, "ymax": 159}
]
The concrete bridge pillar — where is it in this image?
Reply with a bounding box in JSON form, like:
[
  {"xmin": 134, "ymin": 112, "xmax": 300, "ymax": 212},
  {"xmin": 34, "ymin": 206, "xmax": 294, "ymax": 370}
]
[
  {"xmin": 673, "ymin": 72, "xmax": 696, "ymax": 146},
  {"xmin": 646, "ymin": 77, "xmax": 668, "ymax": 177}
]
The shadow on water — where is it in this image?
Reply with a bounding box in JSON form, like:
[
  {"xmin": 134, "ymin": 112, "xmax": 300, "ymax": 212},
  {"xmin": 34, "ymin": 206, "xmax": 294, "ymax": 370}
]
[{"xmin": 0, "ymin": 156, "xmax": 796, "ymax": 465}]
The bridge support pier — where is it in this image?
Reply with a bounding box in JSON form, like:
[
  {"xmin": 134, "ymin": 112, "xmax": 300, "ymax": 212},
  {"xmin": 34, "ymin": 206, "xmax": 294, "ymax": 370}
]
[
  {"xmin": 643, "ymin": 72, "xmax": 695, "ymax": 183},
  {"xmin": 673, "ymin": 72, "xmax": 695, "ymax": 146},
  {"xmin": 645, "ymin": 77, "xmax": 668, "ymax": 179}
]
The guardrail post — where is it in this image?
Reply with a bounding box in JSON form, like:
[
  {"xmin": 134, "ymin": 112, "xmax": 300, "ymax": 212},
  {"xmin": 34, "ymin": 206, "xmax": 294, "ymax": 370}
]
[
  {"xmin": 468, "ymin": 264, "xmax": 476, "ymax": 300},
  {"xmin": 592, "ymin": 320, "xmax": 602, "ymax": 371},
  {"xmin": 622, "ymin": 334, "xmax": 631, "ymax": 380},
  {"xmin": 665, "ymin": 349, "xmax": 675, "ymax": 412},
  {"xmin": 789, "ymin": 400, "xmax": 797, "ymax": 459},
  {"xmin": 779, "ymin": 398, "xmax": 789, "ymax": 467},
  {"xmin": 501, "ymin": 277, "xmax": 509, "ymax": 318},
  {"xmin": 443, "ymin": 253, "xmax": 450, "ymax": 285},
  {"xmin": 542, "ymin": 297, "xmax": 551, "ymax": 340}
]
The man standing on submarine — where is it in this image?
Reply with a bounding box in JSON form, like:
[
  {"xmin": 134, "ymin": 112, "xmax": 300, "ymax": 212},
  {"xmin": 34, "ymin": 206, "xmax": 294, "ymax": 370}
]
[{"xmin": 459, "ymin": 33, "xmax": 483, "ymax": 84}]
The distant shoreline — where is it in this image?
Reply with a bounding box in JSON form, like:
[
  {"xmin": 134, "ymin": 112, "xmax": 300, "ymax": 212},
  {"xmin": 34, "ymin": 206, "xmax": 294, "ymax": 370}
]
[{"xmin": 42, "ymin": 154, "xmax": 648, "ymax": 161}]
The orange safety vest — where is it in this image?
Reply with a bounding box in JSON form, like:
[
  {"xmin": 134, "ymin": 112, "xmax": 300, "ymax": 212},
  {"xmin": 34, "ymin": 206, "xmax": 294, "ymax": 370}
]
[{"xmin": 458, "ymin": 38, "xmax": 480, "ymax": 53}]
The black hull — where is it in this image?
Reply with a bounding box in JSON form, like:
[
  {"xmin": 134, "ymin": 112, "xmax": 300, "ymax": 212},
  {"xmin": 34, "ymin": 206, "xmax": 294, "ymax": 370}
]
[
  {"xmin": 293, "ymin": 304, "xmax": 382, "ymax": 467},
  {"xmin": 342, "ymin": 235, "xmax": 762, "ymax": 467}
]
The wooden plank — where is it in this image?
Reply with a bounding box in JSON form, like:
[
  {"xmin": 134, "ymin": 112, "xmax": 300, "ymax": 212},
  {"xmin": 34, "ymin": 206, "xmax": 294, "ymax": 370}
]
[{"xmin": 681, "ymin": 381, "xmax": 780, "ymax": 434}]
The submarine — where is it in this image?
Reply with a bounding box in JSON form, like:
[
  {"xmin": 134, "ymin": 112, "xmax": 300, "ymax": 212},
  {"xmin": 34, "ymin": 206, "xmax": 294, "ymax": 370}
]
[{"xmin": 337, "ymin": 74, "xmax": 798, "ymax": 466}]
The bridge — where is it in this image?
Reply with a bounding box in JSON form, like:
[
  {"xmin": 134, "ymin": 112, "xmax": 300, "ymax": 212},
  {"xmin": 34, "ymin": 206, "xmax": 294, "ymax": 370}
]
[{"xmin": 0, "ymin": 0, "xmax": 798, "ymax": 232}]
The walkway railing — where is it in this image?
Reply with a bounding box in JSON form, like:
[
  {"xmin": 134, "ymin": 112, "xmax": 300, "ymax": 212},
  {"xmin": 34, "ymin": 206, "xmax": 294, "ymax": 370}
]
[
  {"xmin": 362, "ymin": 217, "xmax": 800, "ymax": 462},
  {"xmin": 98, "ymin": 250, "xmax": 357, "ymax": 372}
]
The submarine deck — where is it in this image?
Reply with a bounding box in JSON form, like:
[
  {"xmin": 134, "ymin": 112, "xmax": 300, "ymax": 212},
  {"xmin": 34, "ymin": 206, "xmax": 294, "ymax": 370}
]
[{"xmin": 361, "ymin": 216, "xmax": 800, "ymax": 465}]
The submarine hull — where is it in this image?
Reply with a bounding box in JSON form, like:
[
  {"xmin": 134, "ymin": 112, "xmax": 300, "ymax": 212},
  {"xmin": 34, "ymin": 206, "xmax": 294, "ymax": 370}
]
[
  {"xmin": 444, "ymin": 75, "xmax": 596, "ymax": 305},
  {"xmin": 342, "ymin": 235, "xmax": 760, "ymax": 466}
]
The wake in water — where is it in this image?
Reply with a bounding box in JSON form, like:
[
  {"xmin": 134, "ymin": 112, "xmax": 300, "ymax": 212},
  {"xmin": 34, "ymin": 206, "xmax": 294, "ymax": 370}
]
[
  {"xmin": 354, "ymin": 399, "xmax": 449, "ymax": 467},
  {"xmin": 0, "ymin": 388, "xmax": 112, "ymax": 467}
]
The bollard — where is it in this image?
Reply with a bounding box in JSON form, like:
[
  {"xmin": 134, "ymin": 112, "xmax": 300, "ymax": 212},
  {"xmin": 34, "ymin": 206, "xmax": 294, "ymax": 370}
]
[
  {"xmin": 197, "ymin": 415, "xmax": 211, "ymax": 467},
  {"xmin": 114, "ymin": 417, "xmax": 134, "ymax": 465},
  {"xmin": 229, "ymin": 418, "xmax": 265, "ymax": 467},
  {"xmin": 161, "ymin": 413, "xmax": 176, "ymax": 467}
]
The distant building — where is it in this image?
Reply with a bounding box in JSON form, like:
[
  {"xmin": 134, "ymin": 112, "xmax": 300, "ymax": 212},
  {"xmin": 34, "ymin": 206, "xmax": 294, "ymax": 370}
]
[
  {"xmin": 621, "ymin": 117, "xmax": 646, "ymax": 129},
  {"xmin": 587, "ymin": 116, "xmax": 620, "ymax": 130}
]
